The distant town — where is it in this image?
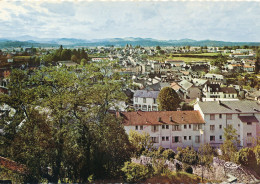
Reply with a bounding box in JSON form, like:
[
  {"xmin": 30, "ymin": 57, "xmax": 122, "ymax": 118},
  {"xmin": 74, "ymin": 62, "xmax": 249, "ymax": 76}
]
[{"xmin": 0, "ymin": 41, "xmax": 260, "ymax": 183}]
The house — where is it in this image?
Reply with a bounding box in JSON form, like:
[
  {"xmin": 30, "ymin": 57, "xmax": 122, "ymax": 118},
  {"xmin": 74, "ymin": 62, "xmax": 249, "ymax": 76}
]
[
  {"xmin": 204, "ymin": 73, "xmax": 225, "ymax": 85},
  {"xmin": 133, "ymin": 90, "xmax": 159, "ymax": 111},
  {"xmin": 202, "ymin": 84, "xmax": 238, "ymax": 100},
  {"xmin": 120, "ymin": 110, "xmax": 205, "ymax": 150},
  {"xmin": 194, "ymin": 100, "xmax": 260, "ymax": 148}
]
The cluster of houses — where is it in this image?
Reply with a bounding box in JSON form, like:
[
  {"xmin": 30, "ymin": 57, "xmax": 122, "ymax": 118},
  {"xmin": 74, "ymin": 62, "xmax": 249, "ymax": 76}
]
[{"xmin": 0, "ymin": 45, "xmax": 259, "ymax": 151}]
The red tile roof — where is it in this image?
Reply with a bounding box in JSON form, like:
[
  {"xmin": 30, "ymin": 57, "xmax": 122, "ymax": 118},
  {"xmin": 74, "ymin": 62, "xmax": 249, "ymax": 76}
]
[
  {"xmin": 120, "ymin": 110, "xmax": 205, "ymax": 126},
  {"xmin": 0, "ymin": 156, "xmax": 27, "ymax": 174}
]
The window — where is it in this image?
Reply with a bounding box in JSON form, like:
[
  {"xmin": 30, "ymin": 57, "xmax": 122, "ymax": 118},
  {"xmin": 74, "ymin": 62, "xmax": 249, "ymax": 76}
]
[
  {"xmin": 210, "ymin": 114, "xmax": 215, "ymax": 120},
  {"xmin": 219, "ymin": 135, "xmax": 222, "ymax": 140},
  {"xmin": 247, "ymin": 133, "xmax": 252, "ymax": 137},
  {"xmin": 162, "ymin": 136, "xmax": 165, "ymax": 141},
  {"xmin": 140, "ymin": 125, "xmax": 143, "ymax": 130},
  {"xmin": 135, "ymin": 97, "xmax": 138, "ymax": 102},
  {"xmin": 162, "ymin": 125, "xmax": 165, "ymax": 129},
  {"xmin": 210, "ymin": 125, "xmax": 215, "ymax": 131},
  {"xmin": 247, "ymin": 122, "xmax": 252, "ymax": 125},
  {"xmin": 135, "ymin": 126, "xmax": 138, "ymax": 130},
  {"xmin": 151, "ymin": 137, "xmax": 159, "ymax": 143},
  {"xmin": 227, "ymin": 114, "xmax": 232, "ymax": 120},
  {"xmin": 219, "ymin": 114, "xmax": 222, "ymax": 119},
  {"xmin": 166, "ymin": 125, "xmax": 169, "ymax": 129},
  {"xmin": 173, "ymin": 125, "xmax": 181, "ymax": 131},
  {"xmin": 184, "ymin": 136, "xmax": 187, "ymax": 140},
  {"xmin": 166, "ymin": 136, "xmax": 169, "ymax": 141},
  {"xmin": 189, "ymin": 124, "xmax": 191, "ymax": 129},
  {"xmin": 153, "ymin": 98, "xmax": 156, "ymax": 104},
  {"xmin": 173, "ymin": 136, "xmax": 181, "ymax": 143},
  {"xmin": 195, "ymin": 136, "xmax": 200, "ymax": 143},
  {"xmin": 210, "ymin": 136, "xmax": 215, "ymax": 141},
  {"xmin": 151, "ymin": 125, "xmax": 159, "ymax": 132},
  {"xmin": 143, "ymin": 98, "xmax": 146, "ymax": 103},
  {"xmin": 189, "ymin": 136, "xmax": 191, "ymax": 140},
  {"xmin": 184, "ymin": 125, "xmax": 187, "ymax": 129},
  {"xmin": 219, "ymin": 125, "xmax": 222, "ymax": 129}
]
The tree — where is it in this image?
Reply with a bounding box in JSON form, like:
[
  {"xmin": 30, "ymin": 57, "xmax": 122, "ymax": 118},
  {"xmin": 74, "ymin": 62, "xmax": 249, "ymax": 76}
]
[
  {"xmin": 121, "ymin": 162, "xmax": 153, "ymax": 182},
  {"xmin": 71, "ymin": 55, "xmax": 77, "ymax": 63},
  {"xmin": 157, "ymin": 87, "xmax": 181, "ymax": 111},
  {"xmin": 175, "ymin": 147, "xmax": 198, "ymax": 166},
  {"xmin": 198, "ymin": 144, "xmax": 216, "ymax": 182},
  {"xmin": 210, "ymin": 54, "xmax": 227, "ymax": 70},
  {"xmin": 128, "ymin": 130, "xmax": 153, "ymax": 157},
  {"xmin": 61, "ymin": 49, "xmax": 71, "ymax": 60},
  {"xmin": 220, "ymin": 124, "xmax": 239, "ymax": 162},
  {"xmin": 156, "ymin": 46, "xmax": 161, "ymax": 50},
  {"xmin": 0, "ymin": 61, "xmax": 132, "ymax": 182},
  {"xmin": 255, "ymin": 48, "xmax": 260, "ymax": 73}
]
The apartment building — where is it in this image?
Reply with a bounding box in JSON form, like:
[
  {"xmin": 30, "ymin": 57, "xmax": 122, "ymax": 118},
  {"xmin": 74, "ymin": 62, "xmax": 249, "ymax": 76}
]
[
  {"xmin": 120, "ymin": 110, "xmax": 205, "ymax": 150},
  {"xmin": 194, "ymin": 100, "xmax": 260, "ymax": 147}
]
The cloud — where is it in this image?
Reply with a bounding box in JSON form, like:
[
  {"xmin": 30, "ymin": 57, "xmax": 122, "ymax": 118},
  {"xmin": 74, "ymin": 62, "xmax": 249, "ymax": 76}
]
[{"xmin": 0, "ymin": 1, "xmax": 259, "ymax": 42}]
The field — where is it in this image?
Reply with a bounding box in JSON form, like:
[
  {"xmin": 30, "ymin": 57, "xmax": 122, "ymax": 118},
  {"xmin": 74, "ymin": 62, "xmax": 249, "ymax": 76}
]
[{"xmin": 149, "ymin": 55, "xmax": 213, "ymax": 63}]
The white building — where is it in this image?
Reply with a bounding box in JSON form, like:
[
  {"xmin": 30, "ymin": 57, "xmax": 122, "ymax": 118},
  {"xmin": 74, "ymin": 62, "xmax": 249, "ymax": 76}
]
[
  {"xmin": 120, "ymin": 110, "xmax": 205, "ymax": 150},
  {"xmin": 203, "ymin": 84, "xmax": 238, "ymax": 99},
  {"xmin": 194, "ymin": 100, "xmax": 260, "ymax": 148},
  {"xmin": 133, "ymin": 90, "xmax": 159, "ymax": 111}
]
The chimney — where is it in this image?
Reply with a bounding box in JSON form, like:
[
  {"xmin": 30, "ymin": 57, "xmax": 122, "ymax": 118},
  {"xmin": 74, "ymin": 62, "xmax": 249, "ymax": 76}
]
[
  {"xmin": 169, "ymin": 116, "xmax": 173, "ymax": 122},
  {"xmin": 158, "ymin": 117, "xmax": 162, "ymax": 122},
  {"xmin": 177, "ymin": 108, "xmax": 181, "ymax": 111},
  {"xmin": 182, "ymin": 116, "xmax": 184, "ymax": 121},
  {"xmin": 218, "ymin": 100, "xmax": 222, "ymax": 105}
]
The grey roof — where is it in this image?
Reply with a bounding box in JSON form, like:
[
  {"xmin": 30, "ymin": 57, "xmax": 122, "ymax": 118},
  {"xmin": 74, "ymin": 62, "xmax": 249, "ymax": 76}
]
[
  {"xmin": 197, "ymin": 100, "xmax": 260, "ymax": 114},
  {"xmin": 145, "ymin": 82, "xmax": 170, "ymax": 91},
  {"xmin": 178, "ymin": 80, "xmax": 193, "ymax": 91},
  {"xmin": 134, "ymin": 90, "xmax": 159, "ymax": 98}
]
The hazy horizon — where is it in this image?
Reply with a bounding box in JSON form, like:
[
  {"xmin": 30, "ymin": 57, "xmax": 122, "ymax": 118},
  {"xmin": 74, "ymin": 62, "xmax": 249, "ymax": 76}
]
[{"xmin": 0, "ymin": 1, "xmax": 260, "ymax": 42}]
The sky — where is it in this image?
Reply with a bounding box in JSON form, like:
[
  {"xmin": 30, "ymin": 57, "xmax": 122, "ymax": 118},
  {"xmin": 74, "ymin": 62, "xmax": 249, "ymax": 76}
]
[{"xmin": 0, "ymin": 0, "xmax": 260, "ymax": 42}]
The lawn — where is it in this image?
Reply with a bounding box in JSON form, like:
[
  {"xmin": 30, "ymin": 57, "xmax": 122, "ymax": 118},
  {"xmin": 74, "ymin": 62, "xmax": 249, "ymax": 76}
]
[{"xmin": 149, "ymin": 55, "xmax": 212, "ymax": 63}]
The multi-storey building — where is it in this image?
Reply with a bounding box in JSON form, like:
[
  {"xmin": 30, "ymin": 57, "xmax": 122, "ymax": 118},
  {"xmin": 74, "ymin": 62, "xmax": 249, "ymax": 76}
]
[
  {"xmin": 120, "ymin": 110, "xmax": 205, "ymax": 150},
  {"xmin": 194, "ymin": 100, "xmax": 260, "ymax": 147},
  {"xmin": 121, "ymin": 100, "xmax": 260, "ymax": 150},
  {"xmin": 133, "ymin": 90, "xmax": 159, "ymax": 111}
]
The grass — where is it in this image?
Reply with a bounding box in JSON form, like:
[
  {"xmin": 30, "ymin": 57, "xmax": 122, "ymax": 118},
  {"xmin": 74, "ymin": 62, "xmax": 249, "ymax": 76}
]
[{"xmin": 149, "ymin": 55, "xmax": 213, "ymax": 63}]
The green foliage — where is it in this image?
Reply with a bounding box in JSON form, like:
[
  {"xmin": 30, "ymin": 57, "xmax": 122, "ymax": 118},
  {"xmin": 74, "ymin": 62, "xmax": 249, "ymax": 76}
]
[
  {"xmin": 210, "ymin": 54, "xmax": 228, "ymax": 69},
  {"xmin": 121, "ymin": 162, "xmax": 153, "ymax": 182},
  {"xmin": 0, "ymin": 62, "xmax": 132, "ymax": 182},
  {"xmin": 158, "ymin": 87, "xmax": 181, "ymax": 111},
  {"xmin": 175, "ymin": 147, "xmax": 198, "ymax": 165},
  {"xmin": 220, "ymin": 125, "xmax": 239, "ymax": 162},
  {"xmin": 128, "ymin": 130, "xmax": 153, "ymax": 157},
  {"xmin": 71, "ymin": 55, "xmax": 77, "ymax": 63},
  {"xmin": 162, "ymin": 149, "xmax": 176, "ymax": 161},
  {"xmin": 236, "ymin": 147, "xmax": 256, "ymax": 166}
]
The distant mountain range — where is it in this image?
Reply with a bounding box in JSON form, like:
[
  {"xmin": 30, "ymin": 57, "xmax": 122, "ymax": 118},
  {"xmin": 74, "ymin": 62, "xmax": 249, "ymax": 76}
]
[{"xmin": 0, "ymin": 36, "xmax": 260, "ymax": 48}]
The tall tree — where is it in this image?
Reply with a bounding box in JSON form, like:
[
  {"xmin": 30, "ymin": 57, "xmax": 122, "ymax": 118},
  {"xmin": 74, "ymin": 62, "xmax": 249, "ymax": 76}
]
[{"xmin": 157, "ymin": 87, "xmax": 181, "ymax": 111}]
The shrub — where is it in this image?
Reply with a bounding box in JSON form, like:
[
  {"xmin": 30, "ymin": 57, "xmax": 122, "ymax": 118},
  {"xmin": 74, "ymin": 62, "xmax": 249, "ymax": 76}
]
[
  {"xmin": 162, "ymin": 149, "xmax": 176, "ymax": 160},
  {"xmin": 121, "ymin": 162, "xmax": 153, "ymax": 182}
]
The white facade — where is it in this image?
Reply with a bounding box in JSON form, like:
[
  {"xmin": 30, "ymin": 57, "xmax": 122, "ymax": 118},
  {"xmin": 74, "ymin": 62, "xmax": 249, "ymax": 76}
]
[
  {"xmin": 133, "ymin": 96, "xmax": 158, "ymax": 111},
  {"xmin": 124, "ymin": 124, "xmax": 204, "ymax": 150},
  {"xmin": 194, "ymin": 101, "xmax": 260, "ymax": 148}
]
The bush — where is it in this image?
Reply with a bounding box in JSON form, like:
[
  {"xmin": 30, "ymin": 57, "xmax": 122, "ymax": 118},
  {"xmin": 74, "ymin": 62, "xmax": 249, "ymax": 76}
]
[
  {"xmin": 162, "ymin": 149, "xmax": 176, "ymax": 160},
  {"xmin": 121, "ymin": 162, "xmax": 153, "ymax": 182}
]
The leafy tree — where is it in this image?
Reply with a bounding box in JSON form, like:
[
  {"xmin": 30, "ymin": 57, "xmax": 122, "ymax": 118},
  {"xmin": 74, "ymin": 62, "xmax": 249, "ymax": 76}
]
[
  {"xmin": 255, "ymin": 48, "xmax": 260, "ymax": 73},
  {"xmin": 128, "ymin": 130, "xmax": 153, "ymax": 157},
  {"xmin": 156, "ymin": 46, "xmax": 161, "ymax": 50},
  {"xmin": 61, "ymin": 49, "xmax": 71, "ymax": 60},
  {"xmin": 158, "ymin": 87, "xmax": 181, "ymax": 111},
  {"xmin": 210, "ymin": 54, "xmax": 227, "ymax": 70},
  {"xmin": 80, "ymin": 58, "xmax": 87, "ymax": 65},
  {"xmin": 0, "ymin": 61, "xmax": 132, "ymax": 182},
  {"xmin": 71, "ymin": 55, "xmax": 77, "ymax": 63},
  {"xmin": 175, "ymin": 147, "xmax": 198, "ymax": 166},
  {"xmin": 220, "ymin": 124, "xmax": 239, "ymax": 162},
  {"xmin": 121, "ymin": 162, "xmax": 153, "ymax": 182},
  {"xmin": 162, "ymin": 149, "xmax": 175, "ymax": 161},
  {"xmin": 198, "ymin": 144, "xmax": 216, "ymax": 182}
]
